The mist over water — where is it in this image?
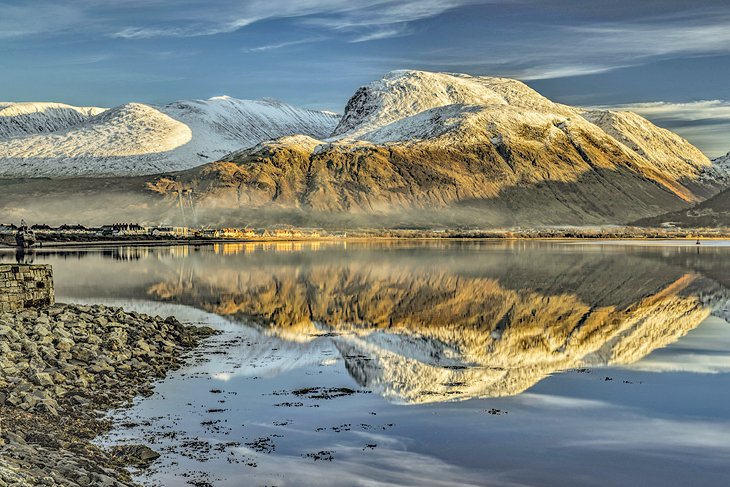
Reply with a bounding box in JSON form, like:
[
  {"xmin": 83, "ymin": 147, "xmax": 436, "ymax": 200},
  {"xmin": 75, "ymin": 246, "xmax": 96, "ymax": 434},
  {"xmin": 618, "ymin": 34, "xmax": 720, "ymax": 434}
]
[{"xmin": 5, "ymin": 241, "xmax": 730, "ymax": 486}]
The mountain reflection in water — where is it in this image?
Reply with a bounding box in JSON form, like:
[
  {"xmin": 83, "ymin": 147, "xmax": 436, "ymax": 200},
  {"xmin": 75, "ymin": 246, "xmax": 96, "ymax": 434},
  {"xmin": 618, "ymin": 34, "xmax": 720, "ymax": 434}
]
[{"xmin": 17, "ymin": 241, "xmax": 730, "ymax": 403}]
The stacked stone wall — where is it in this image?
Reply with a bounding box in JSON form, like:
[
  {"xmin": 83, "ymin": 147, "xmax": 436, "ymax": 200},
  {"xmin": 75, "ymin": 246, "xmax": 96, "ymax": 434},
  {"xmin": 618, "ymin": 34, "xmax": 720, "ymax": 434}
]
[{"xmin": 0, "ymin": 264, "xmax": 54, "ymax": 312}]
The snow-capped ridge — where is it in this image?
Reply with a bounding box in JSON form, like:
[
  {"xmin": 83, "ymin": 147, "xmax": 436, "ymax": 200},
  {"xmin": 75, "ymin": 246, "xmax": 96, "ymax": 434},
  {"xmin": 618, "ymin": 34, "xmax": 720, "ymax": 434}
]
[
  {"xmin": 331, "ymin": 69, "xmax": 574, "ymax": 141},
  {"xmin": 0, "ymin": 96, "xmax": 339, "ymax": 177},
  {"xmin": 714, "ymin": 151, "xmax": 730, "ymax": 171},
  {"xmin": 0, "ymin": 102, "xmax": 105, "ymax": 139},
  {"xmin": 318, "ymin": 70, "xmax": 720, "ymax": 199}
]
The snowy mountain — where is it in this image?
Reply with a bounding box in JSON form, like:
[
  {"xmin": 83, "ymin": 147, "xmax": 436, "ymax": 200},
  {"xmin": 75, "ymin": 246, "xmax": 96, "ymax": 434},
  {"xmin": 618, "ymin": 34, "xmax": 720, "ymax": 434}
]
[
  {"xmin": 1, "ymin": 70, "xmax": 728, "ymax": 227},
  {"xmin": 715, "ymin": 151, "xmax": 730, "ymax": 171},
  {"xmin": 148, "ymin": 70, "xmax": 726, "ymax": 227},
  {"xmin": 330, "ymin": 70, "xmax": 575, "ymax": 142},
  {"xmin": 0, "ymin": 97, "xmax": 339, "ymax": 177},
  {"xmin": 0, "ymin": 102, "xmax": 104, "ymax": 139}
]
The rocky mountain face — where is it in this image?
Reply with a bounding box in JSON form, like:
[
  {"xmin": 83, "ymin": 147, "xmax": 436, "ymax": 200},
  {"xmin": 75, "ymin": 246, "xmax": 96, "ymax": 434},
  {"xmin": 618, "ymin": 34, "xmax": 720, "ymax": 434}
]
[
  {"xmin": 0, "ymin": 97, "xmax": 339, "ymax": 177},
  {"xmin": 145, "ymin": 70, "xmax": 727, "ymax": 227}
]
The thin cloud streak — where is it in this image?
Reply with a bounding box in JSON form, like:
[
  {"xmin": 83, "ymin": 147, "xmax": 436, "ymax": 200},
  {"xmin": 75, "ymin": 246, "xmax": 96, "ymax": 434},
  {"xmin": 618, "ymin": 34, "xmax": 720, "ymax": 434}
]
[
  {"xmin": 487, "ymin": 16, "xmax": 730, "ymax": 79},
  {"xmin": 110, "ymin": 0, "xmax": 485, "ymax": 41},
  {"xmin": 348, "ymin": 25, "xmax": 413, "ymax": 43},
  {"xmin": 244, "ymin": 37, "xmax": 324, "ymax": 53},
  {"xmin": 595, "ymin": 100, "xmax": 730, "ymax": 122}
]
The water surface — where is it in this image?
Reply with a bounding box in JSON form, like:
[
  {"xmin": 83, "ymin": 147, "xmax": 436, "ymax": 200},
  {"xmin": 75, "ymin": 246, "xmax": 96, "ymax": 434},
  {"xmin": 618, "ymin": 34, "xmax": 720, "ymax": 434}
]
[{"xmin": 5, "ymin": 241, "xmax": 730, "ymax": 486}]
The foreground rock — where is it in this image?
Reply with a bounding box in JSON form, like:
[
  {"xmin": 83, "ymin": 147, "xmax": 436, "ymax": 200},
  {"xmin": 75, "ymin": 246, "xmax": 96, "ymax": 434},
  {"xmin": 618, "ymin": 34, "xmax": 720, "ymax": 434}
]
[{"xmin": 0, "ymin": 303, "xmax": 215, "ymax": 486}]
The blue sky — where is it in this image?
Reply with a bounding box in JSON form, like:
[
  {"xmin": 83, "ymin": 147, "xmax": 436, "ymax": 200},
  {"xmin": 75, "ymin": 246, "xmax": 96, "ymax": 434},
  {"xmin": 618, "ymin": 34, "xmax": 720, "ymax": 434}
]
[{"xmin": 2, "ymin": 0, "xmax": 730, "ymax": 156}]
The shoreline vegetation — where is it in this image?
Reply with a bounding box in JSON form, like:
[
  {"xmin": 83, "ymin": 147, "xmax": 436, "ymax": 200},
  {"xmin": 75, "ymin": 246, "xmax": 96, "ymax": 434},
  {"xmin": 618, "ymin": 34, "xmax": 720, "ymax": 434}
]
[
  {"xmin": 2, "ymin": 226, "xmax": 730, "ymax": 250},
  {"xmin": 0, "ymin": 303, "xmax": 215, "ymax": 487}
]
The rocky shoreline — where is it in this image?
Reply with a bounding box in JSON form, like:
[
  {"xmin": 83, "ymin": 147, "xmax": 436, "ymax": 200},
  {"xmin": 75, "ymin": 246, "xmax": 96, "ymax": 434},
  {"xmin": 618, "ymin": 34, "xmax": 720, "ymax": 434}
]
[{"xmin": 0, "ymin": 303, "xmax": 215, "ymax": 486}]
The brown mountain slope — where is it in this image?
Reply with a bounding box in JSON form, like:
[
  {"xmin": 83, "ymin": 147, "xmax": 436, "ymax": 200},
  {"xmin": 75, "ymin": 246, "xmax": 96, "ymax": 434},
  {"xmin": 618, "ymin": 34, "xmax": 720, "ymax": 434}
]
[
  {"xmin": 0, "ymin": 70, "xmax": 726, "ymax": 227},
  {"xmin": 142, "ymin": 71, "xmax": 726, "ymax": 227},
  {"xmin": 634, "ymin": 186, "xmax": 730, "ymax": 228}
]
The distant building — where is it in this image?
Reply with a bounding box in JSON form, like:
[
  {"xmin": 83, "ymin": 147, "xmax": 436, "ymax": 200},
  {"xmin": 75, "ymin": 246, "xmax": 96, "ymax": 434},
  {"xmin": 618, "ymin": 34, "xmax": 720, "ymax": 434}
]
[
  {"xmin": 298, "ymin": 228, "xmax": 323, "ymax": 238},
  {"xmin": 101, "ymin": 223, "xmax": 148, "ymax": 236},
  {"xmin": 220, "ymin": 227, "xmax": 256, "ymax": 239},
  {"xmin": 0, "ymin": 224, "xmax": 17, "ymax": 234},
  {"xmin": 58, "ymin": 224, "xmax": 90, "ymax": 234},
  {"xmin": 30, "ymin": 224, "xmax": 53, "ymax": 233},
  {"xmin": 151, "ymin": 226, "xmax": 189, "ymax": 237},
  {"xmin": 198, "ymin": 228, "xmax": 221, "ymax": 238},
  {"xmin": 271, "ymin": 229, "xmax": 294, "ymax": 238}
]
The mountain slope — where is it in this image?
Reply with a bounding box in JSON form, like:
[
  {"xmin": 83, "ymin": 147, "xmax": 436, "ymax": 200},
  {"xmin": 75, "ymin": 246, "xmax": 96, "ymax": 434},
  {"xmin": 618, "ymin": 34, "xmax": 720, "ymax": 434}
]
[
  {"xmin": 1, "ymin": 70, "xmax": 727, "ymax": 227},
  {"xmin": 142, "ymin": 70, "xmax": 726, "ymax": 227},
  {"xmin": 634, "ymin": 186, "xmax": 730, "ymax": 227},
  {"xmin": 715, "ymin": 151, "xmax": 730, "ymax": 172},
  {"xmin": 0, "ymin": 97, "xmax": 339, "ymax": 177},
  {"xmin": 0, "ymin": 102, "xmax": 104, "ymax": 138},
  {"xmin": 632, "ymin": 151, "xmax": 730, "ymax": 228}
]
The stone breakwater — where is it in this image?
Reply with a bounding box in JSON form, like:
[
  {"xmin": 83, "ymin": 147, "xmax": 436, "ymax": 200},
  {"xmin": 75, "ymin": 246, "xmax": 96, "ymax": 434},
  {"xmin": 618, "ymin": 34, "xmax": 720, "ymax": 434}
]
[
  {"xmin": 0, "ymin": 303, "xmax": 215, "ymax": 487},
  {"xmin": 0, "ymin": 264, "xmax": 54, "ymax": 313}
]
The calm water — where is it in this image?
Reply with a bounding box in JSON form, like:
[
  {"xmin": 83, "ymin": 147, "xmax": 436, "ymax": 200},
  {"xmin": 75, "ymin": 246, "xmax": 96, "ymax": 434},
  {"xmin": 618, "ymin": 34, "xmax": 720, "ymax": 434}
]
[{"xmin": 4, "ymin": 241, "xmax": 730, "ymax": 486}]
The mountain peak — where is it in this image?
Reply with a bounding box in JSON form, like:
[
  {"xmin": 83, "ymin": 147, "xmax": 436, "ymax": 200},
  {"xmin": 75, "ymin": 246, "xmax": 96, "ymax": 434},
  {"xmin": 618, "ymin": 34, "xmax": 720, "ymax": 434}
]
[{"xmin": 331, "ymin": 69, "xmax": 571, "ymax": 141}]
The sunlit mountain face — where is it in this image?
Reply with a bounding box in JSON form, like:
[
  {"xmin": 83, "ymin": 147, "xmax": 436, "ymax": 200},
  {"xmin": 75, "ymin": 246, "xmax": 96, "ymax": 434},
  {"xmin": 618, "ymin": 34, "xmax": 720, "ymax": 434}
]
[{"xmin": 20, "ymin": 241, "xmax": 729, "ymax": 404}]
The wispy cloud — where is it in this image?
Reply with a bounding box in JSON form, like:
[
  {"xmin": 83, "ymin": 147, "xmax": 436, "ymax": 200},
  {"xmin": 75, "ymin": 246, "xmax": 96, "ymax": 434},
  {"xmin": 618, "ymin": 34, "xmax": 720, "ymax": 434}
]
[
  {"xmin": 568, "ymin": 20, "xmax": 730, "ymax": 60},
  {"xmin": 109, "ymin": 0, "xmax": 485, "ymax": 42},
  {"xmin": 595, "ymin": 100, "xmax": 730, "ymax": 122},
  {"xmin": 112, "ymin": 18, "xmax": 258, "ymax": 39},
  {"xmin": 244, "ymin": 37, "xmax": 324, "ymax": 53},
  {"xmin": 513, "ymin": 63, "xmax": 636, "ymax": 81},
  {"xmin": 348, "ymin": 25, "xmax": 413, "ymax": 43},
  {"xmin": 357, "ymin": 7, "xmax": 730, "ymax": 81},
  {"xmin": 7, "ymin": 1, "xmax": 730, "ymax": 74}
]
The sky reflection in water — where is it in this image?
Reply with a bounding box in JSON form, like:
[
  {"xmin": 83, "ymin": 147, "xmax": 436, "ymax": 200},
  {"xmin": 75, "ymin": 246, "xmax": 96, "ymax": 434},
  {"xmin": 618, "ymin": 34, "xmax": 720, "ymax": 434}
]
[{"xmin": 8, "ymin": 241, "xmax": 730, "ymax": 486}]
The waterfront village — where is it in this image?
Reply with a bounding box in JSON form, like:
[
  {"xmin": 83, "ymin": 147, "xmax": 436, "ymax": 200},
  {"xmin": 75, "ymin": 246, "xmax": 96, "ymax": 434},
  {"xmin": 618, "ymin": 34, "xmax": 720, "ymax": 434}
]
[
  {"xmin": 1, "ymin": 222, "xmax": 724, "ymax": 244},
  {"xmin": 0, "ymin": 222, "xmax": 345, "ymax": 242}
]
